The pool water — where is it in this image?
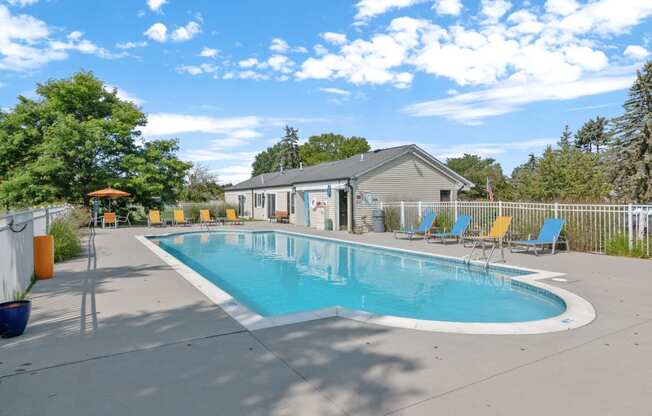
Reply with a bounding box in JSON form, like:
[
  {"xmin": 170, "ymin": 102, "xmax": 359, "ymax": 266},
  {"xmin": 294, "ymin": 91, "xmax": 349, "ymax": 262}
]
[{"xmin": 151, "ymin": 232, "xmax": 566, "ymax": 323}]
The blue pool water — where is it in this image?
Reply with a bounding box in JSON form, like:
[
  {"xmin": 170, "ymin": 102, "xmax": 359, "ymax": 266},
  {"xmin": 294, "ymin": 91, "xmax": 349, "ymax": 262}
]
[{"xmin": 151, "ymin": 231, "xmax": 566, "ymax": 323}]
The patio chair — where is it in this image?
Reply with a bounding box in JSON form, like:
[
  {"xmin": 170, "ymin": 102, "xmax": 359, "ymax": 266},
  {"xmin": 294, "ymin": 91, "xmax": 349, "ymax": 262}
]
[
  {"xmin": 465, "ymin": 216, "xmax": 512, "ymax": 266},
  {"xmin": 116, "ymin": 212, "xmax": 130, "ymax": 227},
  {"xmin": 428, "ymin": 215, "xmax": 471, "ymax": 244},
  {"xmin": 394, "ymin": 211, "xmax": 437, "ymax": 240},
  {"xmin": 173, "ymin": 209, "xmax": 191, "ymax": 226},
  {"xmin": 226, "ymin": 208, "xmax": 243, "ymax": 225},
  {"xmin": 148, "ymin": 210, "xmax": 163, "ymax": 227},
  {"xmin": 102, "ymin": 212, "xmax": 117, "ymax": 229},
  {"xmin": 511, "ymin": 218, "xmax": 568, "ymax": 255},
  {"xmin": 199, "ymin": 209, "xmax": 218, "ymax": 227}
]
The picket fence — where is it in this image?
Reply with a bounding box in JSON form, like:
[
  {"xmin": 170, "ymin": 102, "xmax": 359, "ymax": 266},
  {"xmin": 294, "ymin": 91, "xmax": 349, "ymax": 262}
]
[
  {"xmin": 0, "ymin": 205, "xmax": 72, "ymax": 302},
  {"xmin": 380, "ymin": 201, "xmax": 652, "ymax": 256}
]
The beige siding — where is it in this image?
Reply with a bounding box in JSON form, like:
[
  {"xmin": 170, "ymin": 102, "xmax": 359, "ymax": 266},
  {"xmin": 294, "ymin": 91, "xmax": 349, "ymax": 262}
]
[
  {"xmin": 224, "ymin": 191, "xmax": 253, "ymax": 218},
  {"xmin": 353, "ymin": 153, "xmax": 458, "ymax": 233}
]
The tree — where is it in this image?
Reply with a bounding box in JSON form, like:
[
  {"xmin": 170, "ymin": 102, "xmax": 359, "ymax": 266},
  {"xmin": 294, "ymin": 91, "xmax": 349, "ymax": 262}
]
[
  {"xmin": 279, "ymin": 125, "xmax": 302, "ymax": 170},
  {"xmin": 445, "ymin": 154, "xmax": 512, "ymax": 200},
  {"xmin": 0, "ymin": 71, "xmax": 190, "ymax": 208},
  {"xmin": 179, "ymin": 164, "xmax": 223, "ymax": 202},
  {"xmin": 251, "ymin": 142, "xmax": 284, "ymax": 176},
  {"xmin": 299, "ymin": 133, "xmax": 370, "ymax": 166},
  {"xmin": 610, "ymin": 61, "xmax": 652, "ymax": 202},
  {"xmin": 559, "ymin": 125, "xmax": 572, "ymax": 147},
  {"xmin": 574, "ymin": 116, "xmax": 609, "ymax": 152}
]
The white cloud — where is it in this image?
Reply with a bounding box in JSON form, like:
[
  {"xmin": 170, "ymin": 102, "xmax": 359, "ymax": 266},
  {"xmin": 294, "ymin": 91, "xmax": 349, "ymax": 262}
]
[
  {"xmin": 267, "ymin": 55, "xmax": 294, "ymax": 74},
  {"xmin": 215, "ymin": 164, "xmax": 253, "ymax": 185},
  {"xmin": 545, "ymin": 0, "xmax": 578, "ymax": 16},
  {"xmin": 319, "ymin": 87, "xmax": 351, "ymax": 96},
  {"xmin": 238, "ymin": 58, "xmax": 259, "ymax": 68},
  {"xmin": 432, "ymin": 138, "xmax": 557, "ymax": 159},
  {"xmin": 116, "ymin": 41, "xmax": 148, "ymax": 49},
  {"xmin": 177, "ymin": 63, "xmax": 218, "ymax": 76},
  {"xmin": 198, "ymin": 47, "xmax": 218, "ymax": 57},
  {"xmin": 144, "ymin": 22, "xmax": 167, "ymax": 42},
  {"xmin": 238, "ymin": 70, "xmax": 269, "ymax": 80},
  {"xmin": 321, "ymin": 32, "xmax": 348, "ymax": 45},
  {"xmin": 147, "ymin": 0, "xmax": 166, "ymax": 12},
  {"xmin": 403, "ymin": 70, "xmax": 635, "ymax": 124},
  {"xmin": 270, "ymin": 38, "xmax": 289, "ymax": 53},
  {"xmin": 171, "ymin": 21, "xmax": 201, "ymax": 42},
  {"xmin": 434, "ymin": 0, "xmax": 462, "ymax": 16},
  {"xmin": 624, "ymin": 45, "xmax": 650, "ymax": 60},
  {"xmin": 481, "ymin": 0, "xmax": 512, "ymax": 22},
  {"xmin": 181, "ymin": 149, "xmax": 257, "ymax": 163},
  {"xmin": 141, "ymin": 113, "xmax": 262, "ymax": 136},
  {"xmin": 6, "ymin": 0, "xmax": 39, "ymax": 6},
  {"xmin": 354, "ymin": 0, "xmax": 424, "ymax": 21}
]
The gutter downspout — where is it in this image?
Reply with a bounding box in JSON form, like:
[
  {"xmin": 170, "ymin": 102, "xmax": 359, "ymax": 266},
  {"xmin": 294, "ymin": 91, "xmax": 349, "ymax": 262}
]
[
  {"xmin": 347, "ymin": 179, "xmax": 354, "ymax": 233},
  {"xmin": 251, "ymin": 189, "xmax": 254, "ymax": 219}
]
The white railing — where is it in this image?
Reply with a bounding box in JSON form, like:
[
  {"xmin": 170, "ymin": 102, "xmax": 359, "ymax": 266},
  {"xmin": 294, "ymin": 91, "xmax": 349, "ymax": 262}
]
[
  {"xmin": 0, "ymin": 205, "xmax": 72, "ymax": 302},
  {"xmin": 380, "ymin": 201, "xmax": 652, "ymax": 256}
]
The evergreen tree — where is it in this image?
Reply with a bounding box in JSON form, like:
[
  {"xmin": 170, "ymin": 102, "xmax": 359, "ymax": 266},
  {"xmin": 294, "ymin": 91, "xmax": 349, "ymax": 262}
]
[
  {"xmin": 611, "ymin": 61, "xmax": 652, "ymax": 202},
  {"xmin": 559, "ymin": 125, "xmax": 572, "ymax": 148},
  {"xmin": 279, "ymin": 125, "xmax": 302, "ymax": 170},
  {"xmin": 446, "ymin": 154, "xmax": 512, "ymax": 200},
  {"xmin": 574, "ymin": 117, "xmax": 609, "ymax": 152}
]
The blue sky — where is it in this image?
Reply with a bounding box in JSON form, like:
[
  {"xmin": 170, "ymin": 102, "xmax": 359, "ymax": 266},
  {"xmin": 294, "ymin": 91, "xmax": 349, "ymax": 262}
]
[{"xmin": 1, "ymin": 0, "xmax": 651, "ymax": 184}]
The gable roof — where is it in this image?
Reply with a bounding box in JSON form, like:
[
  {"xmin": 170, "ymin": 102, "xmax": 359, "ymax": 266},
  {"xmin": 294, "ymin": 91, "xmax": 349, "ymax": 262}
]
[{"xmin": 226, "ymin": 144, "xmax": 473, "ymax": 191}]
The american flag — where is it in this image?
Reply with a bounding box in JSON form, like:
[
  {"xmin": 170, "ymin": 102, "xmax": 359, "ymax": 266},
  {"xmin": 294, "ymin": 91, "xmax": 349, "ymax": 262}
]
[{"xmin": 486, "ymin": 177, "xmax": 494, "ymax": 202}]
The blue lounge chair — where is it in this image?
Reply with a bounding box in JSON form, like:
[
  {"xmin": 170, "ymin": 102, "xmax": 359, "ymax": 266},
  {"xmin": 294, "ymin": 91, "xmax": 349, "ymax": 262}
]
[
  {"xmin": 511, "ymin": 218, "xmax": 568, "ymax": 255},
  {"xmin": 428, "ymin": 215, "xmax": 471, "ymax": 244},
  {"xmin": 394, "ymin": 211, "xmax": 437, "ymax": 240}
]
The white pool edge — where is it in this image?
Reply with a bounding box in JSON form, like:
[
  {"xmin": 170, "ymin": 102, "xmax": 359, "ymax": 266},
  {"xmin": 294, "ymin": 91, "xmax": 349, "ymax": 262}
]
[{"xmin": 136, "ymin": 230, "xmax": 596, "ymax": 335}]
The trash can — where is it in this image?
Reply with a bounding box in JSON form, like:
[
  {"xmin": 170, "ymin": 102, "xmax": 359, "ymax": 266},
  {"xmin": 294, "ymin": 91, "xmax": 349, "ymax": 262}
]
[
  {"xmin": 372, "ymin": 209, "xmax": 385, "ymax": 233},
  {"xmin": 34, "ymin": 235, "xmax": 54, "ymax": 280}
]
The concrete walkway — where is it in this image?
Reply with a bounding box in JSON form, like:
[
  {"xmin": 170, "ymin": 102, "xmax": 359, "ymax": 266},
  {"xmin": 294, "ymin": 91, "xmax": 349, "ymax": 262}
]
[{"xmin": 1, "ymin": 223, "xmax": 651, "ymax": 415}]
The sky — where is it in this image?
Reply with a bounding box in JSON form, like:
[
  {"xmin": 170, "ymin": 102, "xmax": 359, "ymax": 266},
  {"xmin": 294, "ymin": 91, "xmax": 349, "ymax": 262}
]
[{"xmin": 1, "ymin": 0, "xmax": 651, "ymax": 184}]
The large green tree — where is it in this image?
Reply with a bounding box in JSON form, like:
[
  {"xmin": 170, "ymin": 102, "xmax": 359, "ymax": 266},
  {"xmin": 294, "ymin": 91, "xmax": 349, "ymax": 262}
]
[
  {"xmin": 610, "ymin": 61, "xmax": 652, "ymax": 202},
  {"xmin": 446, "ymin": 154, "xmax": 512, "ymax": 200},
  {"xmin": 178, "ymin": 163, "xmax": 223, "ymax": 202},
  {"xmin": 0, "ymin": 71, "xmax": 190, "ymax": 208},
  {"xmin": 279, "ymin": 125, "xmax": 302, "ymax": 170},
  {"xmin": 299, "ymin": 133, "xmax": 370, "ymax": 166},
  {"xmin": 574, "ymin": 116, "xmax": 609, "ymax": 153}
]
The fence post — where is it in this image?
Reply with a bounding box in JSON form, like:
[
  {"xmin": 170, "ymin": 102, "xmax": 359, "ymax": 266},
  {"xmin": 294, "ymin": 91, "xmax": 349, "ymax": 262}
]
[
  {"xmin": 554, "ymin": 202, "xmax": 559, "ymax": 219},
  {"xmin": 417, "ymin": 201, "xmax": 422, "ymax": 221},
  {"xmin": 454, "ymin": 200, "xmax": 459, "ymax": 221},
  {"xmin": 400, "ymin": 201, "xmax": 405, "ymax": 229},
  {"xmin": 498, "ymin": 201, "xmax": 503, "ymax": 216},
  {"xmin": 45, "ymin": 207, "xmax": 50, "ymax": 234},
  {"xmin": 628, "ymin": 203, "xmax": 634, "ymax": 251},
  {"xmin": 379, "ymin": 201, "xmax": 383, "ymax": 210}
]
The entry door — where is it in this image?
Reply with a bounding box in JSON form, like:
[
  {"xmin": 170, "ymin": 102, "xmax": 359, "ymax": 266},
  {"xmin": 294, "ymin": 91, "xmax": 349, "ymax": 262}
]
[
  {"xmin": 338, "ymin": 190, "xmax": 348, "ymax": 230},
  {"xmin": 237, "ymin": 196, "xmax": 245, "ymax": 216},
  {"xmin": 267, "ymin": 194, "xmax": 276, "ymax": 218},
  {"xmin": 303, "ymin": 192, "xmax": 310, "ymax": 226}
]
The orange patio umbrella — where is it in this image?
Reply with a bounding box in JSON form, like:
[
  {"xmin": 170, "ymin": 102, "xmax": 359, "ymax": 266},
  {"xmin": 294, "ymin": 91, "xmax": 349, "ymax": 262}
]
[{"xmin": 87, "ymin": 187, "xmax": 131, "ymax": 198}]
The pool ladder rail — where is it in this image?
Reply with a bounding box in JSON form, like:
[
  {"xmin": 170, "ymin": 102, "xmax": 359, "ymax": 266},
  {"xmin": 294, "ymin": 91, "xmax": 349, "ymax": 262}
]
[{"xmin": 464, "ymin": 238, "xmax": 507, "ymax": 269}]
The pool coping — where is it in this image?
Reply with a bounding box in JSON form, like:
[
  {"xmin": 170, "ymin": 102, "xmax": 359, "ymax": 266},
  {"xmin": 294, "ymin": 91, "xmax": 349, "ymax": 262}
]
[{"xmin": 136, "ymin": 230, "xmax": 596, "ymax": 335}]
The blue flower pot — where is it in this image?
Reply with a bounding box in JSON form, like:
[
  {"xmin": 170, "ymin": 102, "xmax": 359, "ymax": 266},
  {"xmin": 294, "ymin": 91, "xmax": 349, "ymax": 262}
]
[{"xmin": 0, "ymin": 300, "xmax": 31, "ymax": 338}]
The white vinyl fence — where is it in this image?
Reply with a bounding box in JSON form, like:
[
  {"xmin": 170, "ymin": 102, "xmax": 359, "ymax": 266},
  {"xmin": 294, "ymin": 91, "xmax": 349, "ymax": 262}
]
[
  {"xmin": 0, "ymin": 205, "xmax": 72, "ymax": 302},
  {"xmin": 381, "ymin": 201, "xmax": 652, "ymax": 256}
]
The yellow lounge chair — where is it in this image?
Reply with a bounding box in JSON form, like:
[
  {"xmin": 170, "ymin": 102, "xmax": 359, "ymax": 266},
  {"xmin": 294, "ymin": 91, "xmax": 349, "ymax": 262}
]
[
  {"xmin": 174, "ymin": 209, "xmax": 191, "ymax": 226},
  {"xmin": 226, "ymin": 208, "xmax": 243, "ymax": 225},
  {"xmin": 102, "ymin": 212, "xmax": 117, "ymax": 229},
  {"xmin": 148, "ymin": 210, "xmax": 163, "ymax": 227},
  {"xmin": 199, "ymin": 209, "xmax": 217, "ymax": 227},
  {"xmin": 465, "ymin": 216, "xmax": 512, "ymax": 265}
]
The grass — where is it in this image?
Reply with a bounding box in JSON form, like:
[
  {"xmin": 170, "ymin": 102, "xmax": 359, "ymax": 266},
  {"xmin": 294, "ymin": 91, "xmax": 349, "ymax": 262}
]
[
  {"xmin": 49, "ymin": 210, "xmax": 84, "ymax": 262},
  {"xmin": 605, "ymin": 233, "xmax": 651, "ymax": 259}
]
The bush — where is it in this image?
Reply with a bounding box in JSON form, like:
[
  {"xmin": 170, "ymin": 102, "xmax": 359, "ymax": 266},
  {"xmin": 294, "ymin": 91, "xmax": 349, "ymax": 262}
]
[
  {"xmin": 49, "ymin": 217, "xmax": 82, "ymax": 262},
  {"xmin": 606, "ymin": 233, "xmax": 651, "ymax": 259},
  {"xmin": 383, "ymin": 207, "xmax": 400, "ymax": 232}
]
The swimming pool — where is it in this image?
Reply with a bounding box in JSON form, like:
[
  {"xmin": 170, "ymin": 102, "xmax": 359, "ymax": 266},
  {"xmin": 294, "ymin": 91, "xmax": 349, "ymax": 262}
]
[{"xmin": 147, "ymin": 231, "xmax": 570, "ymax": 327}]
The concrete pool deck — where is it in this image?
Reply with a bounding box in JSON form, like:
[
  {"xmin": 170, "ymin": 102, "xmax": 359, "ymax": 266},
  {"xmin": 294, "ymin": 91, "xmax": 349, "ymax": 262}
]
[{"xmin": 1, "ymin": 223, "xmax": 651, "ymax": 415}]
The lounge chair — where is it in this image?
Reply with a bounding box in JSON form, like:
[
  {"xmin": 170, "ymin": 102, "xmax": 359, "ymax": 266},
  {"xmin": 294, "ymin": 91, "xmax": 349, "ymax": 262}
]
[
  {"xmin": 394, "ymin": 211, "xmax": 437, "ymax": 240},
  {"xmin": 174, "ymin": 209, "xmax": 191, "ymax": 226},
  {"xmin": 465, "ymin": 216, "xmax": 512, "ymax": 265},
  {"xmin": 511, "ymin": 218, "xmax": 567, "ymax": 255},
  {"xmin": 271, "ymin": 210, "xmax": 289, "ymax": 223},
  {"xmin": 226, "ymin": 208, "xmax": 243, "ymax": 225},
  {"xmin": 428, "ymin": 215, "xmax": 471, "ymax": 244},
  {"xmin": 102, "ymin": 212, "xmax": 117, "ymax": 229},
  {"xmin": 199, "ymin": 209, "xmax": 217, "ymax": 227},
  {"xmin": 116, "ymin": 212, "xmax": 130, "ymax": 227},
  {"xmin": 148, "ymin": 210, "xmax": 163, "ymax": 227}
]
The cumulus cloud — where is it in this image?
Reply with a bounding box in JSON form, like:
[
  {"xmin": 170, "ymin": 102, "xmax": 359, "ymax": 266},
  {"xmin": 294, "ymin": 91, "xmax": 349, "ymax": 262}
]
[
  {"xmin": 147, "ymin": 0, "xmax": 166, "ymax": 12},
  {"xmin": 270, "ymin": 38, "xmax": 289, "ymax": 53},
  {"xmin": 116, "ymin": 41, "xmax": 148, "ymax": 49},
  {"xmin": 141, "ymin": 113, "xmax": 262, "ymax": 136},
  {"xmin": 198, "ymin": 47, "xmax": 219, "ymax": 58},
  {"xmin": 177, "ymin": 63, "xmax": 217, "ymax": 76},
  {"xmin": 480, "ymin": 0, "xmax": 512, "ymax": 22},
  {"xmin": 238, "ymin": 58, "xmax": 259, "ymax": 68},
  {"xmin": 434, "ymin": 0, "xmax": 462, "ymax": 16},
  {"xmin": 6, "ymin": 0, "xmax": 39, "ymax": 6},
  {"xmin": 319, "ymin": 87, "xmax": 351, "ymax": 96},
  {"xmin": 171, "ymin": 21, "xmax": 201, "ymax": 42},
  {"xmin": 144, "ymin": 23, "xmax": 167, "ymax": 42},
  {"xmin": 354, "ymin": 0, "xmax": 424, "ymax": 21},
  {"xmin": 321, "ymin": 32, "xmax": 348, "ymax": 45},
  {"xmin": 267, "ymin": 55, "xmax": 294, "ymax": 74},
  {"xmin": 624, "ymin": 45, "xmax": 650, "ymax": 60}
]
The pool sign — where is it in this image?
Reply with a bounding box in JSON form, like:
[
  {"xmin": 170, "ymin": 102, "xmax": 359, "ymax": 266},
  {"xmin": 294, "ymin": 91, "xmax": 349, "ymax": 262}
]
[{"xmin": 356, "ymin": 191, "xmax": 378, "ymax": 205}]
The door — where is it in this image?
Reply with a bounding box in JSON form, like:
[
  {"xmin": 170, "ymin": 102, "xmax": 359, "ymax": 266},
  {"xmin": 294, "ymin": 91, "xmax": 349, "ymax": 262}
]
[
  {"xmin": 338, "ymin": 190, "xmax": 348, "ymax": 230},
  {"xmin": 238, "ymin": 195, "xmax": 245, "ymax": 216},
  {"xmin": 303, "ymin": 192, "xmax": 310, "ymax": 226},
  {"xmin": 267, "ymin": 193, "xmax": 276, "ymax": 218}
]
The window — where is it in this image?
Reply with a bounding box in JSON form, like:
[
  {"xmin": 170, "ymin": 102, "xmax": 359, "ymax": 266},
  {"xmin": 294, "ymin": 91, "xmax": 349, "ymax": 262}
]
[{"xmin": 440, "ymin": 190, "xmax": 451, "ymax": 202}]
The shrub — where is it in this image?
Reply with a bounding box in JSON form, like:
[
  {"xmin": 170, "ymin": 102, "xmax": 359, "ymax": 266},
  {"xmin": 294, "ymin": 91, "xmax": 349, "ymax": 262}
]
[
  {"xmin": 383, "ymin": 207, "xmax": 400, "ymax": 232},
  {"xmin": 606, "ymin": 233, "xmax": 651, "ymax": 259},
  {"xmin": 49, "ymin": 217, "xmax": 81, "ymax": 262},
  {"xmin": 435, "ymin": 212, "xmax": 454, "ymax": 232}
]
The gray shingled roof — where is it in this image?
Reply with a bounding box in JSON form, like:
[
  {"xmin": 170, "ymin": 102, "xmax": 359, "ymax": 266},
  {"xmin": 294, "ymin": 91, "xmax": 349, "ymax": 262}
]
[{"xmin": 226, "ymin": 144, "xmax": 472, "ymax": 191}]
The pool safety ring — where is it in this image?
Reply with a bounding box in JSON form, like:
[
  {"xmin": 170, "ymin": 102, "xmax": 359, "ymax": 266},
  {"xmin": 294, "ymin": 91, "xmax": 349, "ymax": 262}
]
[{"xmin": 310, "ymin": 199, "xmax": 317, "ymax": 209}]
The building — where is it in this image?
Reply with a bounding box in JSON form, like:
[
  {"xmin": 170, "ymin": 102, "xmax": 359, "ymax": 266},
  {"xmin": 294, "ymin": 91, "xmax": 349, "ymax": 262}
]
[{"xmin": 224, "ymin": 144, "xmax": 473, "ymax": 233}]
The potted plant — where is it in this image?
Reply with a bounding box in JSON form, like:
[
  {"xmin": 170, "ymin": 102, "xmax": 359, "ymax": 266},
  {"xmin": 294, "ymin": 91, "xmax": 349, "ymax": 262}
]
[{"xmin": 0, "ymin": 289, "xmax": 32, "ymax": 339}]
